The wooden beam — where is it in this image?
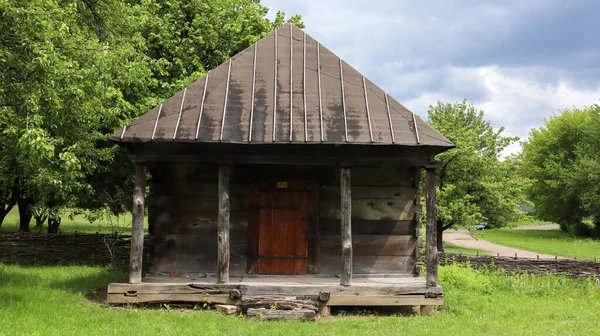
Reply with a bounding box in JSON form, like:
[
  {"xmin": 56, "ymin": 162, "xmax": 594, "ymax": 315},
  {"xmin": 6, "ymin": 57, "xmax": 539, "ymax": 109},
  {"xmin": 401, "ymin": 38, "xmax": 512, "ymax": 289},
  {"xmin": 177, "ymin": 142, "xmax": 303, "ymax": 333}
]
[
  {"xmin": 425, "ymin": 168, "xmax": 438, "ymax": 287},
  {"xmin": 218, "ymin": 165, "xmax": 231, "ymax": 283},
  {"xmin": 129, "ymin": 164, "xmax": 146, "ymax": 284},
  {"xmin": 340, "ymin": 167, "xmax": 352, "ymax": 286}
]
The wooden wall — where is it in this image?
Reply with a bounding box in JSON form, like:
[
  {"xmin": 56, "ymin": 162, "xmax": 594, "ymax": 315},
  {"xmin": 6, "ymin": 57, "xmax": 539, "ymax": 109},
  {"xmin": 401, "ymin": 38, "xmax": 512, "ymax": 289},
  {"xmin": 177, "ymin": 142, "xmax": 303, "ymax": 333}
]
[{"xmin": 146, "ymin": 163, "xmax": 421, "ymax": 277}]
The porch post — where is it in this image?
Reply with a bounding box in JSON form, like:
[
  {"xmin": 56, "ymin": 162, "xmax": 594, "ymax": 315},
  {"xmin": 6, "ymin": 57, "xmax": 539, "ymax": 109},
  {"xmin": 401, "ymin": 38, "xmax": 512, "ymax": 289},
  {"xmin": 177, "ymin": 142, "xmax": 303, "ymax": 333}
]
[
  {"xmin": 340, "ymin": 167, "xmax": 352, "ymax": 286},
  {"xmin": 217, "ymin": 165, "xmax": 231, "ymax": 283},
  {"xmin": 129, "ymin": 163, "xmax": 146, "ymax": 284},
  {"xmin": 425, "ymin": 168, "xmax": 438, "ymax": 287}
]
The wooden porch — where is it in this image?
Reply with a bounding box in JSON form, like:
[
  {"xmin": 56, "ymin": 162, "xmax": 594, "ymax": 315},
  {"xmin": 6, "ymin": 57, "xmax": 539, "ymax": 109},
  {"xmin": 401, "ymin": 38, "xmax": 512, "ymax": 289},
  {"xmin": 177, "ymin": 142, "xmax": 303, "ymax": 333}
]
[{"xmin": 107, "ymin": 274, "xmax": 443, "ymax": 314}]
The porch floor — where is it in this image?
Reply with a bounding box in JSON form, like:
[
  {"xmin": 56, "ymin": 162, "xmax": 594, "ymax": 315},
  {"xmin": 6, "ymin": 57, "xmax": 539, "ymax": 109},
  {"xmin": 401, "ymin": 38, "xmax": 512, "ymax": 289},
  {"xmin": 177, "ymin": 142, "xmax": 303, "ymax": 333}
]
[{"xmin": 107, "ymin": 274, "xmax": 443, "ymax": 308}]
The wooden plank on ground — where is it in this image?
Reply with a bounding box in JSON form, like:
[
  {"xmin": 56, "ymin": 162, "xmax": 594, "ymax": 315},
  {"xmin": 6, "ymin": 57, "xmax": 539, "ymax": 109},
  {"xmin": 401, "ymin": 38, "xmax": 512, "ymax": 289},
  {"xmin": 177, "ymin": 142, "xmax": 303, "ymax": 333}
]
[{"xmin": 326, "ymin": 294, "xmax": 443, "ymax": 306}]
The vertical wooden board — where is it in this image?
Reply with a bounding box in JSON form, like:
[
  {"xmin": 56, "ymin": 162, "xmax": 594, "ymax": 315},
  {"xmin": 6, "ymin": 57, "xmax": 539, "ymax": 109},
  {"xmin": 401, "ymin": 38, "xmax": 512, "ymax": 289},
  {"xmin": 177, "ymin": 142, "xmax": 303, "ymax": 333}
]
[
  {"xmin": 195, "ymin": 62, "xmax": 229, "ymax": 141},
  {"xmin": 425, "ymin": 169, "xmax": 438, "ymax": 287},
  {"xmin": 319, "ymin": 45, "xmax": 345, "ymax": 142},
  {"xmin": 365, "ymin": 78, "xmax": 393, "ymax": 143},
  {"xmin": 308, "ymin": 182, "xmax": 319, "ymax": 273},
  {"xmin": 340, "ymin": 167, "xmax": 352, "ymax": 285},
  {"xmin": 153, "ymin": 90, "xmax": 185, "ymax": 140},
  {"xmin": 304, "ymin": 35, "xmax": 321, "ymax": 142},
  {"xmin": 222, "ymin": 46, "xmax": 255, "ymax": 142},
  {"xmin": 275, "ymin": 26, "xmax": 291, "ymax": 142},
  {"xmin": 130, "ymin": 164, "xmax": 146, "ymax": 284},
  {"xmin": 341, "ymin": 62, "xmax": 371, "ymax": 143},
  {"xmin": 247, "ymin": 183, "xmax": 260, "ymax": 273},
  {"xmin": 291, "ymin": 26, "xmax": 307, "ymax": 142},
  {"xmin": 217, "ymin": 166, "xmax": 231, "ymax": 283},
  {"xmin": 174, "ymin": 78, "xmax": 206, "ymax": 140},
  {"xmin": 252, "ymin": 27, "xmax": 276, "ymax": 142}
]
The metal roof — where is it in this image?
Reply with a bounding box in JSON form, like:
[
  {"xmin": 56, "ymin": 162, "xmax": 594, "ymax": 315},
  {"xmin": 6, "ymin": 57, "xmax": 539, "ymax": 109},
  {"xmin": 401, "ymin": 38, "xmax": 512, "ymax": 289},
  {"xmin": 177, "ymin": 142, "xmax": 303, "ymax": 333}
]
[{"xmin": 110, "ymin": 23, "xmax": 454, "ymax": 148}]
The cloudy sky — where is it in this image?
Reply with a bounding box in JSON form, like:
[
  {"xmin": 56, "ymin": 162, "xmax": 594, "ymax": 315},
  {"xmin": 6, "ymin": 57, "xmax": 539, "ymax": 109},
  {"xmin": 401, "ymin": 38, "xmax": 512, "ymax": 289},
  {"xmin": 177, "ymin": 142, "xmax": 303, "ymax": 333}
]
[{"xmin": 262, "ymin": 0, "xmax": 600, "ymax": 155}]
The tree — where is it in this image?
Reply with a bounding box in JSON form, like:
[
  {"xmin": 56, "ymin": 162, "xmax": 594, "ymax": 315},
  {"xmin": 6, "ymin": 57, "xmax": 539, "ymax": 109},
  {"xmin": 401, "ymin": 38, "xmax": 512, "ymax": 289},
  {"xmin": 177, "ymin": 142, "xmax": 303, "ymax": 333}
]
[
  {"xmin": 522, "ymin": 105, "xmax": 600, "ymax": 236},
  {"xmin": 428, "ymin": 100, "xmax": 529, "ymax": 250},
  {"xmin": 0, "ymin": 0, "xmax": 303, "ymax": 230}
]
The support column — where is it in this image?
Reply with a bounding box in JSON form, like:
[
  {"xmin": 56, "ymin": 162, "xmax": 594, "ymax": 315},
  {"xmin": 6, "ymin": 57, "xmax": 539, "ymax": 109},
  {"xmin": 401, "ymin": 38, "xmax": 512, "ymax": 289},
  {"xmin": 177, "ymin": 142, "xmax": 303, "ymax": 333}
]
[
  {"xmin": 129, "ymin": 163, "xmax": 146, "ymax": 284},
  {"xmin": 340, "ymin": 167, "xmax": 352, "ymax": 286},
  {"xmin": 425, "ymin": 168, "xmax": 438, "ymax": 287},
  {"xmin": 217, "ymin": 165, "xmax": 231, "ymax": 284}
]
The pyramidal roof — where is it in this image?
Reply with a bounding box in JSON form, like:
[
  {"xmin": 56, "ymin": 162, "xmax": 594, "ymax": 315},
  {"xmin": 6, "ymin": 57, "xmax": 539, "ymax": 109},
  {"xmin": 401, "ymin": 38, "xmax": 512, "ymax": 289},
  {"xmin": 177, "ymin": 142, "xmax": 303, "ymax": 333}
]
[{"xmin": 111, "ymin": 23, "xmax": 453, "ymax": 148}]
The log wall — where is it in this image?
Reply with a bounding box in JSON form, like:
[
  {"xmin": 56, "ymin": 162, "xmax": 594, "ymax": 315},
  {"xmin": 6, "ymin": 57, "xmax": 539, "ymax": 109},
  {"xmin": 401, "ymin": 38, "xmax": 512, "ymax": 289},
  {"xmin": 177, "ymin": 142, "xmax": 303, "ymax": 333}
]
[{"xmin": 146, "ymin": 163, "xmax": 422, "ymax": 276}]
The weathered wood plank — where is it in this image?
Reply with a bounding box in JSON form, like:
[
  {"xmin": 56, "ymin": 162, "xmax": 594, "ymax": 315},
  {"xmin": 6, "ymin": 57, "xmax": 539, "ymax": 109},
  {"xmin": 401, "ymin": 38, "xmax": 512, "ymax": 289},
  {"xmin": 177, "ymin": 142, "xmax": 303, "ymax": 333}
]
[
  {"xmin": 425, "ymin": 168, "xmax": 438, "ymax": 287},
  {"xmin": 320, "ymin": 186, "xmax": 419, "ymax": 200},
  {"xmin": 218, "ymin": 165, "xmax": 231, "ymax": 283},
  {"xmin": 241, "ymin": 298, "xmax": 319, "ymax": 312},
  {"xmin": 319, "ymin": 218, "xmax": 416, "ymax": 235},
  {"xmin": 150, "ymin": 195, "xmax": 248, "ymax": 213},
  {"xmin": 107, "ymin": 293, "xmax": 238, "ymax": 305},
  {"xmin": 319, "ymin": 235, "xmax": 417, "ymax": 256},
  {"xmin": 319, "ymin": 255, "xmax": 414, "ymax": 274},
  {"xmin": 320, "ymin": 199, "xmax": 421, "ymax": 221},
  {"xmin": 308, "ymin": 182, "xmax": 320, "ymax": 274},
  {"xmin": 130, "ymin": 164, "xmax": 146, "ymax": 284},
  {"xmin": 246, "ymin": 308, "xmax": 316, "ymax": 321},
  {"xmin": 340, "ymin": 167, "xmax": 352, "ymax": 286},
  {"xmin": 326, "ymin": 294, "xmax": 443, "ymax": 306}
]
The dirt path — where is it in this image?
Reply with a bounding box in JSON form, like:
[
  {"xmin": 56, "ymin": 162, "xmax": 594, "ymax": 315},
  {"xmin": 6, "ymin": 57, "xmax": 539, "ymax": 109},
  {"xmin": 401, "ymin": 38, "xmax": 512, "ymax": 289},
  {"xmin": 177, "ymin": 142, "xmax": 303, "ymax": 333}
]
[{"xmin": 443, "ymin": 231, "xmax": 561, "ymax": 258}]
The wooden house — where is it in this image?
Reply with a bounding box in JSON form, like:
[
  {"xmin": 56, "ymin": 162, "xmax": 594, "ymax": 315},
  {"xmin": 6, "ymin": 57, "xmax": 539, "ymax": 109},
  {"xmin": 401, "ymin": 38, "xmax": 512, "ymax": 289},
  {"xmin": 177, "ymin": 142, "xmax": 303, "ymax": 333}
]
[{"xmin": 106, "ymin": 23, "xmax": 454, "ymax": 315}]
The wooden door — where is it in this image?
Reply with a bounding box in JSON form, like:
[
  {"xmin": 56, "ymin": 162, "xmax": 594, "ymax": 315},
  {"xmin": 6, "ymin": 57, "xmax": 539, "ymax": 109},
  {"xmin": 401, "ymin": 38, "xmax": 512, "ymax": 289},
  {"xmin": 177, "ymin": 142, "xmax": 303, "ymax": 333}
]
[{"xmin": 258, "ymin": 190, "xmax": 309, "ymax": 275}]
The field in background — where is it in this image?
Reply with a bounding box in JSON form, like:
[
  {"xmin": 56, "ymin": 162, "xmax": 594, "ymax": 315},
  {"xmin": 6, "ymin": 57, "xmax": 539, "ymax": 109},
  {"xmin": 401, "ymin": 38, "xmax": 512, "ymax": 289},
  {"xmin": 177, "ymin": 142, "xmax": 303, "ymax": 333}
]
[
  {"xmin": 443, "ymin": 242, "xmax": 489, "ymax": 255},
  {"xmin": 475, "ymin": 229, "xmax": 600, "ymax": 261},
  {"xmin": 0, "ymin": 263, "xmax": 598, "ymax": 335},
  {"xmin": 0, "ymin": 208, "xmax": 148, "ymax": 234},
  {"xmin": 506, "ymin": 220, "xmax": 554, "ymax": 227}
]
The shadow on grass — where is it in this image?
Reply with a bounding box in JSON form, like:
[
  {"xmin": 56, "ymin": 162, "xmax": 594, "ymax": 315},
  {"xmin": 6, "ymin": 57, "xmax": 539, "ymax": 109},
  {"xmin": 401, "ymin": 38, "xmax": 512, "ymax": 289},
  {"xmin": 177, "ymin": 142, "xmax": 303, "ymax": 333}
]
[{"xmin": 331, "ymin": 306, "xmax": 418, "ymax": 317}]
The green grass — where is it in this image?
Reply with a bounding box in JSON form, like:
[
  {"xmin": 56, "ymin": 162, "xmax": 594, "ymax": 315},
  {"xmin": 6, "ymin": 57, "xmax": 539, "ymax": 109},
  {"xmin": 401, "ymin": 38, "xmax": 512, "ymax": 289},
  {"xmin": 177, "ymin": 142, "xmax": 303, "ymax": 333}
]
[
  {"xmin": 0, "ymin": 207, "xmax": 148, "ymax": 234},
  {"xmin": 1, "ymin": 263, "xmax": 599, "ymax": 335},
  {"xmin": 443, "ymin": 242, "xmax": 489, "ymax": 256},
  {"xmin": 506, "ymin": 220, "xmax": 554, "ymax": 228},
  {"xmin": 476, "ymin": 229, "xmax": 600, "ymax": 260}
]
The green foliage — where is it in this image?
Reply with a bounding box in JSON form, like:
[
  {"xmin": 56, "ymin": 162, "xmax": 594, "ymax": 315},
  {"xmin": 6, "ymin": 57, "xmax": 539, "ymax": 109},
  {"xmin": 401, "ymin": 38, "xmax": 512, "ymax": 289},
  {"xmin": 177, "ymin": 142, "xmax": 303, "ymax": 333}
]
[
  {"xmin": 428, "ymin": 100, "xmax": 529, "ymax": 234},
  {"xmin": 522, "ymin": 105, "xmax": 600, "ymax": 236},
  {"xmin": 0, "ymin": 0, "xmax": 303, "ymax": 228}
]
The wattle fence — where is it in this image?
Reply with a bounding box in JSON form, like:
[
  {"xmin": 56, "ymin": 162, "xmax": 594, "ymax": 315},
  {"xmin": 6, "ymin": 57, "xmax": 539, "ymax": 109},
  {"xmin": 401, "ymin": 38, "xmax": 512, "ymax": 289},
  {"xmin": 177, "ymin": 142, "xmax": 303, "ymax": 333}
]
[{"xmin": 1, "ymin": 232, "xmax": 599, "ymax": 278}]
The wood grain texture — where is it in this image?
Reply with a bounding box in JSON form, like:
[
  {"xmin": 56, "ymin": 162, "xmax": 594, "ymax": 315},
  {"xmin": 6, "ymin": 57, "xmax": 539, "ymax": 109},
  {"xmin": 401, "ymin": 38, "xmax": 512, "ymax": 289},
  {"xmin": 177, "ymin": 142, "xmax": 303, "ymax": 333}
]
[
  {"xmin": 425, "ymin": 168, "xmax": 438, "ymax": 287},
  {"xmin": 319, "ymin": 235, "xmax": 417, "ymax": 256},
  {"xmin": 218, "ymin": 165, "xmax": 231, "ymax": 283},
  {"xmin": 129, "ymin": 164, "xmax": 146, "ymax": 284},
  {"xmin": 340, "ymin": 167, "xmax": 352, "ymax": 286}
]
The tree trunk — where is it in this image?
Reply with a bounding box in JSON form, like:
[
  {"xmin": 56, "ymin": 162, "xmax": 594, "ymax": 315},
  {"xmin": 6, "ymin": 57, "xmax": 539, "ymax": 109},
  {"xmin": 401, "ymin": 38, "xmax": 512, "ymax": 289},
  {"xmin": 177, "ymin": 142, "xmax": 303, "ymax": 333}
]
[
  {"xmin": 17, "ymin": 198, "xmax": 33, "ymax": 232},
  {"xmin": 48, "ymin": 216, "xmax": 61, "ymax": 234},
  {"xmin": 437, "ymin": 221, "xmax": 445, "ymax": 252},
  {"xmin": 35, "ymin": 213, "xmax": 48, "ymax": 228}
]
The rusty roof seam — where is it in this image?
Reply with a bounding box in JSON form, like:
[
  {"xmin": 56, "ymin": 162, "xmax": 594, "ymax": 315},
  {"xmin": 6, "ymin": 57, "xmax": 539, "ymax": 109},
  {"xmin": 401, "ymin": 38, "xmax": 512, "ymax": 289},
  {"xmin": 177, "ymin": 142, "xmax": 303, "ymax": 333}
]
[
  {"xmin": 289, "ymin": 23, "xmax": 293, "ymax": 142},
  {"xmin": 384, "ymin": 93, "xmax": 395, "ymax": 144},
  {"xmin": 248, "ymin": 43, "xmax": 257, "ymax": 142},
  {"xmin": 303, "ymin": 31, "xmax": 307, "ymax": 142},
  {"xmin": 412, "ymin": 112, "xmax": 421, "ymax": 144},
  {"xmin": 220, "ymin": 59, "xmax": 232, "ymax": 142},
  {"xmin": 317, "ymin": 42, "xmax": 323, "ymax": 142},
  {"xmin": 363, "ymin": 76, "xmax": 373, "ymax": 143},
  {"xmin": 339, "ymin": 58, "xmax": 348, "ymax": 142},
  {"xmin": 273, "ymin": 28, "xmax": 278, "ymax": 142},
  {"xmin": 195, "ymin": 73, "xmax": 209, "ymax": 140},
  {"xmin": 119, "ymin": 125, "xmax": 127, "ymax": 140},
  {"xmin": 172, "ymin": 87, "xmax": 187, "ymax": 140},
  {"xmin": 151, "ymin": 104, "xmax": 163, "ymax": 141}
]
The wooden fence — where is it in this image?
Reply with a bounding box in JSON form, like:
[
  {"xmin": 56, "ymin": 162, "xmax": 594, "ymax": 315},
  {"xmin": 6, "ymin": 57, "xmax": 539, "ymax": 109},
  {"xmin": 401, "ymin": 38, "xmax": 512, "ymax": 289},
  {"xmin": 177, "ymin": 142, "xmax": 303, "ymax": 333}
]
[
  {"xmin": 439, "ymin": 252, "xmax": 600, "ymax": 278},
  {"xmin": 1, "ymin": 233, "xmax": 599, "ymax": 278}
]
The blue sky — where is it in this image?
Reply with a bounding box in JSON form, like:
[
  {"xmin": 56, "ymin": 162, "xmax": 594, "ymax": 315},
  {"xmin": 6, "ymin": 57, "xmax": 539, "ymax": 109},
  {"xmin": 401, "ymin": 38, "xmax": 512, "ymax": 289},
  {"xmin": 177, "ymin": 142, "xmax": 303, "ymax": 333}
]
[{"xmin": 262, "ymin": 0, "xmax": 600, "ymax": 155}]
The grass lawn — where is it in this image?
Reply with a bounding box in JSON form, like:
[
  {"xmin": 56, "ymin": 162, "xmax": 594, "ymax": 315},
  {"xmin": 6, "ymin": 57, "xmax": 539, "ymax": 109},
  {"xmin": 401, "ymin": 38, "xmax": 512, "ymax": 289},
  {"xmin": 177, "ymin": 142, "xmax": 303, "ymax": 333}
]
[
  {"xmin": 506, "ymin": 220, "xmax": 554, "ymax": 228},
  {"xmin": 476, "ymin": 229, "xmax": 600, "ymax": 261},
  {"xmin": 0, "ymin": 207, "xmax": 148, "ymax": 235},
  {"xmin": 443, "ymin": 242, "xmax": 489, "ymax": 256},
  {"xmin": 1, "ymin": 264, "xmax": 599, "ymax": 335}
]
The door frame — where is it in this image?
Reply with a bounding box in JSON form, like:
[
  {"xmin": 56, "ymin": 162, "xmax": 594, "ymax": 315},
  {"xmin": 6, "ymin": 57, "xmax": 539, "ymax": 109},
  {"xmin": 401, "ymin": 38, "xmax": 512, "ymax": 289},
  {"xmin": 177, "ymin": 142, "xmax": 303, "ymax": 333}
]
[{"xmin": 247, "ymin": 180, "xmax": 319, "ymax": 274}]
